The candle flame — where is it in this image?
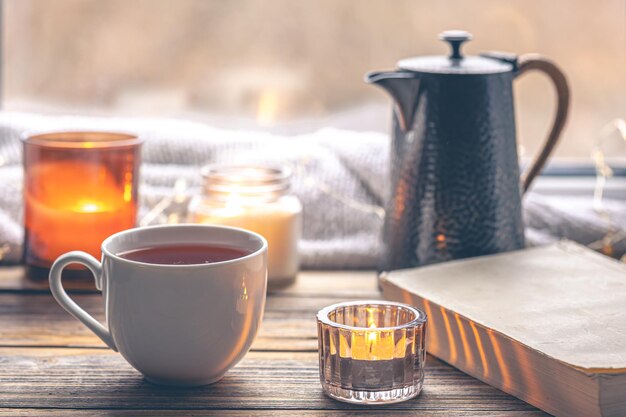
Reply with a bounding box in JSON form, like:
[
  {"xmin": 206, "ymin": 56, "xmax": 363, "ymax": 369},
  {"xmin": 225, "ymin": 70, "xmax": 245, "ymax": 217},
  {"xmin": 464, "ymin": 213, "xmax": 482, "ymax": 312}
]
[
  {"xmin": 76, "ymin": 202, "xmax": 103, "ymax": 213},
  {"xmin": 367, "ymin": 320, "xmax": 378, "ymax": 346},
  {"xmin": 219, "ymin": 193, "xmax": 245, "ymax": 217},
  {"xmin": 71, "ymin": 199, "xmax": 113, "ymax": 213},
  {"xmin": 367, "ymin": 328, "xmax": 378, "ymax": 344}
]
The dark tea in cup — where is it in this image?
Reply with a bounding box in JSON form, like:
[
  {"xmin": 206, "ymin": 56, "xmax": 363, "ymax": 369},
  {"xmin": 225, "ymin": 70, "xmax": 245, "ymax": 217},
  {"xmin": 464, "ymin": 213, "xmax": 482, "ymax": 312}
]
[{"xmin": 118, "ymin": 244, "xmax": 252, "ymax": 265}]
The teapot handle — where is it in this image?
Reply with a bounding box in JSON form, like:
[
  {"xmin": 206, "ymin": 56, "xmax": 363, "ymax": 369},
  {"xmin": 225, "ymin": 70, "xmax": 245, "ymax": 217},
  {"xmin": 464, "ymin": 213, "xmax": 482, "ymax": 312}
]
[{"xmin": 515, "ymin": 54, "xmax": 570, "ymax": 193}]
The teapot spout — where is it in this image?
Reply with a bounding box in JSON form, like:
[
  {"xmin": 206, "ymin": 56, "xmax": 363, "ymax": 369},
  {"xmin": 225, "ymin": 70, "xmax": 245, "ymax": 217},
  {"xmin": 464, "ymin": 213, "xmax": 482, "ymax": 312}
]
[{"xmin": 366, "ymin": 70, "xmax": 421, "ymax": 132}]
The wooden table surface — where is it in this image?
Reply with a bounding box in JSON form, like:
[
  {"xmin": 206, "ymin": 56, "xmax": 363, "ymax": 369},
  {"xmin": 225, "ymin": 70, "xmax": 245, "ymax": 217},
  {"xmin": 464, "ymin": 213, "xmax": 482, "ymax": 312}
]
[{"xmin": 0, "ymin": 268, "xmax": 549, "ymax": 416}]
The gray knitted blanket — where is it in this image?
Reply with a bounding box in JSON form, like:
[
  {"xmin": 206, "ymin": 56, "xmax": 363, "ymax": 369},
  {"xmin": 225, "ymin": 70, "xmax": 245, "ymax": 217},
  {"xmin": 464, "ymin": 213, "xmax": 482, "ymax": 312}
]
[{"xmin": 0, "ymin": 112, "xmax": 624, "ymax": 266}]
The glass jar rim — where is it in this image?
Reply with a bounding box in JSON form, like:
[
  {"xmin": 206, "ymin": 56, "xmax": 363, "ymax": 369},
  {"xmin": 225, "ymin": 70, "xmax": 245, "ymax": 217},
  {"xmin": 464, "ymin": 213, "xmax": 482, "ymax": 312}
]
[
  {"xmin": 201, "ymin": 164, "xmax": 292, "ymax": 182},
  {"xmin": 317, "ymin": 300, "xmax": 427, "ymax": 332},
  {"xmin": 201, "ymin": 164, "xmax": 292, "ymax": 197},
  {"xmin": 21, "ymin": 131, "xmax": 144, "ymax": 149}
]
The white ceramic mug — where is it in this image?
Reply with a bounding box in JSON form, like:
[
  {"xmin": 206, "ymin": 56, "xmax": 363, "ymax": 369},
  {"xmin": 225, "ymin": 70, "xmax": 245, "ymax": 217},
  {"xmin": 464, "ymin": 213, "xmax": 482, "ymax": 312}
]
[{"xmin": 49, "ymin": 224, "xmax": 267, "ymax": 386}]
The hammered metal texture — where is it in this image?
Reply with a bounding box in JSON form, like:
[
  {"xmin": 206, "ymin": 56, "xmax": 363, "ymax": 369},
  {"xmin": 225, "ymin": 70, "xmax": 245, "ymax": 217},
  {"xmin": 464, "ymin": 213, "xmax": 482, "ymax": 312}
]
[{"xmin": 382, "ymin": 72, "xmax": 525, "ymax": 271}]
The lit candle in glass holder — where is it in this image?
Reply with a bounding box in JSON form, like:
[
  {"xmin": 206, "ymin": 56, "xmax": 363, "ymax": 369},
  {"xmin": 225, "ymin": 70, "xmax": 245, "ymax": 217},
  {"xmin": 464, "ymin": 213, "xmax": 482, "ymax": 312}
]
[
  {"xmin": 22, "ymin": 132, "xmax": 143, "ymax": 278},
  {"xmin": 188, "ymin": 165, "xmax": 302, "ymax": 290},
  {"xmin": 317, "ymin": 300, "xmax": 427, "ymax": 404}
]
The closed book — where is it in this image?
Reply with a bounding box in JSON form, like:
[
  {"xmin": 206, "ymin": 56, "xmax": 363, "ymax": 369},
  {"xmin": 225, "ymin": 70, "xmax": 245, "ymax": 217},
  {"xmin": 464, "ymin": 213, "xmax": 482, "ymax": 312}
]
[{"xmin": 381, "ymin": 241, "xmax": 626, "ymax": 417}]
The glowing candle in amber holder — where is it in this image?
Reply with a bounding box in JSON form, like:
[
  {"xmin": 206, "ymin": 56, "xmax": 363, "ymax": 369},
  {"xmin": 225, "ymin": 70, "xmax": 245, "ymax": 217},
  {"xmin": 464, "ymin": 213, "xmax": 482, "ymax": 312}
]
[
  {"xmin": 22, "ymin": 132, "xmax": 143, "ymax": 278},
  {"xmin": 317, "ymin": 300, "xmax": 427, "ymax": 405}
]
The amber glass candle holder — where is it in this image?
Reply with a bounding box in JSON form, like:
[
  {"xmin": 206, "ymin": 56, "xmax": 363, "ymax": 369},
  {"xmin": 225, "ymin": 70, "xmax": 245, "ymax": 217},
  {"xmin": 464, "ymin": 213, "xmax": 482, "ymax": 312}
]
[
  {"xmin": 317, "ymin": 301, "xmax": 427, "ymax": 405},
  {"xmin": 22, "ymin": 132, "xmax": 143, "ymax": 277}
]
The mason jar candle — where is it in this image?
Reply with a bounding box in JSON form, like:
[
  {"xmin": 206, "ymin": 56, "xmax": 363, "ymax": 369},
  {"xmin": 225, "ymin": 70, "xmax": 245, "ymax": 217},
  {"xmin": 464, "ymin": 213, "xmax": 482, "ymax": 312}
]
[{"xmin": 188, "ymin": 165, "xmax": 302, "ymax": 289}]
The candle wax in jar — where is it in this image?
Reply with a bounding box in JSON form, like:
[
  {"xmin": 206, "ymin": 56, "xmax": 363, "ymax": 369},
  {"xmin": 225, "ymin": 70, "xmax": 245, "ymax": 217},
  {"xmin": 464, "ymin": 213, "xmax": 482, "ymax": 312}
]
[
  {"xmin": 25, "ymin": 161, "xmax": 136, "ymax": 263},
  {"xmin": 333, "ymin": 327, "xmax": 409, "ymax": 390},
  {"xmin": 189, "ymin": 195, "xmax": 301, "ymax": 284}
]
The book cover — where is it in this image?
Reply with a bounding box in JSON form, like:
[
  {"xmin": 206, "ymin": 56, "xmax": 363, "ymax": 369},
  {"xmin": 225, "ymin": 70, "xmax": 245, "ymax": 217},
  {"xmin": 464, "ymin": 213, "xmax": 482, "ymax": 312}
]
[{"xmin": 382, "ymin": 241, "xmax": 626, "ymax": 417}]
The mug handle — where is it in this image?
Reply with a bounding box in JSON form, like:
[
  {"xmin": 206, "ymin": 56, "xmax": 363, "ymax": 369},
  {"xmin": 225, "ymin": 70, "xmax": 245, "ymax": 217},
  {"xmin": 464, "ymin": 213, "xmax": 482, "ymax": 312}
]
[
  {"xmin": 515, "ymin": 53, "xmax": 570, "ymax": 193},
  {"xmin": 49, "ymin": 251, "xmax": 118, "ymax": 351}
]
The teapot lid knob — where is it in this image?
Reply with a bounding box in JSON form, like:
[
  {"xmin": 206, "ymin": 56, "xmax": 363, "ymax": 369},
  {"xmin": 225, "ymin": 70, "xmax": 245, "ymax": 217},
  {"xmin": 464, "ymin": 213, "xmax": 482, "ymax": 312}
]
[{"xmin": 439, "ymin": 30, "xmax": 473, "ymax": 60}]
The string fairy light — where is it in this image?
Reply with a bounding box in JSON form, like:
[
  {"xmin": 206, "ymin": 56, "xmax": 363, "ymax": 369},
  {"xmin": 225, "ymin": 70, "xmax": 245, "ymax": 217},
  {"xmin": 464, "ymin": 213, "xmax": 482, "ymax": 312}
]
[
  {"xmin": 290, "ymin": 157, "xmax": 385, "ymax": 219},
  {"xmin": 0, "ymin": 243, "xmax": 10, "ymax": 263},
  {"xmin": 587, "ymin": 118, "xmax": 626, "ymax": 260},
  {"xmin": 139, "ymin": 178, "xmax": 189, "ymax": 226}
]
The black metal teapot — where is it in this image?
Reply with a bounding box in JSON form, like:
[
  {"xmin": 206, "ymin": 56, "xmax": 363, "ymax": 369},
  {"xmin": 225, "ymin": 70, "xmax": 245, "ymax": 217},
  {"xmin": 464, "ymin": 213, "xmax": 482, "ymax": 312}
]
[{"xmin": 367, "ymin": 30, "xmax": 570, "ymax": 271}]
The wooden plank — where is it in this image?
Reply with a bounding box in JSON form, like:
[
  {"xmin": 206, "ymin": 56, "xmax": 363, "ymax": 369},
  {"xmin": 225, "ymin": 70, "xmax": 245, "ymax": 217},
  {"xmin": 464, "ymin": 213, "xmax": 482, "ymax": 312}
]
[
  {"xmin": 0, "ymin": 267, "xmax": 546, "ymax": 415},
  {"xmin": 0, "ymin": 293, "xmax": 359, "ymax": 350},
  {"xmin": 0, "ymin": 292, "xmax": 362, "ymax": 315},
  {"xmin": 0, "ymin": 315, "xmax": 318, "ymax": 351},
  {"xmin": 0, "ymin": 269, "xmax": 376, "ymax": 351},
  {"xmin": 0, "ymin": 266, "xmax": 98, "ymax": 292},
  {"xmin": 0, "ymin": 267, "xmax": 379, "ymax": 297},
  {"xmin": 278, "ymin": 271, "xmax": 379, "ymax": 298},
  {"xmin": 0, "ymin": 407, "xmax": 551, "ymax": 417},
  {"xmin": 0, "ymin": 347, "xmax": 548, "ymax": 414}
]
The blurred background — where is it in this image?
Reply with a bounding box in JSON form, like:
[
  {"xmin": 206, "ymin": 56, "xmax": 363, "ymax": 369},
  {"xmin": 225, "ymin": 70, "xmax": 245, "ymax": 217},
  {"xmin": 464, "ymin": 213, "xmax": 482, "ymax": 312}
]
[{"xmin": 2, "ymin": 0, "xmax": 626, "ymax": 162}]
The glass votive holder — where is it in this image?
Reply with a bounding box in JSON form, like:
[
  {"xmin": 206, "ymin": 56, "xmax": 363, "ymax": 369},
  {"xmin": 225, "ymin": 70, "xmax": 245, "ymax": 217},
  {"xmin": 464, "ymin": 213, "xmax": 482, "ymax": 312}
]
[
  {"xmin": 317, "ymin": 300, "xmax": 427, "ymax": 405},
  {"xmin": 22, "ymin": 132, "xmax": 143, "ymax": 278}
]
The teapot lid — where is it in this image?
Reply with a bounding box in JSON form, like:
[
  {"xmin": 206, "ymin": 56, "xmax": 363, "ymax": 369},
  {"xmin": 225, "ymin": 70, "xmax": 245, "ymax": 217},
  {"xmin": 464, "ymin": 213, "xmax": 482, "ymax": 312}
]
[{"xmin": 397, "ymin": 30, "xmax": 513, "ymax": 75}]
